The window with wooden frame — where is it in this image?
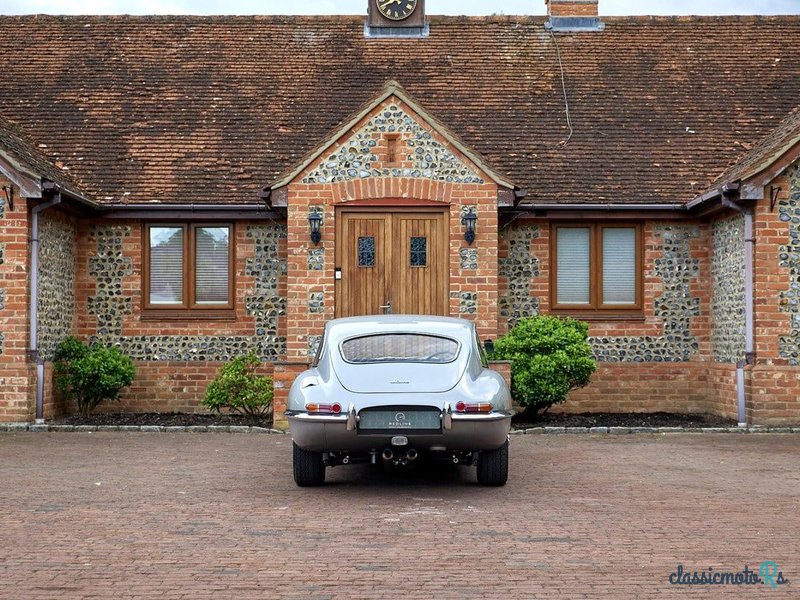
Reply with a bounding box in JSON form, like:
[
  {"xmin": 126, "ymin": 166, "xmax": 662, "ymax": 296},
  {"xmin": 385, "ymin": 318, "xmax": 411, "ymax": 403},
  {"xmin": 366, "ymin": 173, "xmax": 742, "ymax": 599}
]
[
  {"xmin": 550, "ymin": 223, "xmax": 643, "ymax": 317},
  {"xmin": 143, "ymin": 223, "xmax": 235, "ymax": 317}
]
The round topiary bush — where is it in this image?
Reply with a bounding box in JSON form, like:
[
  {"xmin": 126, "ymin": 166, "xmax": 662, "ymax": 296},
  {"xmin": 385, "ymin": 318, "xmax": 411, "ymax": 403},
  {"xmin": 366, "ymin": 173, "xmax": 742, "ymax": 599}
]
[
  {"xmin": 491, "ymin": 316, "xmax": 596, "ymax": 416},
  {"xmin": 203, "ymin": 352, "xmax": 273, "ymax": 419},
  {"xmin": 54, "ymin": 337, "xmax": 136, "ymax": 417}
]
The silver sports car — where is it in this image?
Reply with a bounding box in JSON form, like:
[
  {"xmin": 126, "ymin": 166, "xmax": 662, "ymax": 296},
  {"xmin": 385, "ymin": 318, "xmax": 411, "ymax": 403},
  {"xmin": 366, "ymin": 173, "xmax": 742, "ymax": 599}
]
[{"xmin": 287, "ymin": 315, "xmax": 512, "ymax": 486}]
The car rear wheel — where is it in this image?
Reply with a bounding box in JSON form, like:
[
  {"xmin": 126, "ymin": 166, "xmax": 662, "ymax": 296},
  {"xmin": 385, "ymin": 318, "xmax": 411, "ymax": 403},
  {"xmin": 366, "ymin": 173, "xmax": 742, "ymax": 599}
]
[
  {"xmin": 293, "ymin": 442, "xmax": 325, "ymax": 487},
  {"xmin": 476, "ymin": 440, "xmax": 508, "ymax": 486}
]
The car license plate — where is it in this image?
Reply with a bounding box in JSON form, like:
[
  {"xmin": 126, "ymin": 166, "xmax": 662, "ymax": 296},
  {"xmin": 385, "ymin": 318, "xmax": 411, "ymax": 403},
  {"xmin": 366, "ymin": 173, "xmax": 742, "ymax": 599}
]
[{"xmin": 359, "ymin": 409, "xmax": 441, "ymax": 431}]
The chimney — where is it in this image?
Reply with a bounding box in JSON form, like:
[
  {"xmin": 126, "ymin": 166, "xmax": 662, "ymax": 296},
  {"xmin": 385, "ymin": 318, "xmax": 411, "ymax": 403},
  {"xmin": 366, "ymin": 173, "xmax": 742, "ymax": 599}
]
[{"xmin": 545, "ymin": 0, "xmax": 604, "ymax": 31}]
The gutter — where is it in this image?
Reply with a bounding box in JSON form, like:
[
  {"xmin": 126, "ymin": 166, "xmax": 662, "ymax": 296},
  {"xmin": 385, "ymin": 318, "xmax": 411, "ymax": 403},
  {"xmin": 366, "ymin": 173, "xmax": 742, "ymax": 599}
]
[
  {"xmin": 100, "ymin": 203, "xmax": 277, "ymax": 220},
  {"xmin": 102, "ymin": 203, "xmax": 269, "ymax": 210},
  {"xmin": 686, "ymin": 182, "xmax": 741, "ymax": 211},
  {"xmin": 514, "ymin": 202, "xmax": 687, "ymax": 211},
  {"xmin": 29, "ymin": 182, "xmax": 62, "ymax": 423}
]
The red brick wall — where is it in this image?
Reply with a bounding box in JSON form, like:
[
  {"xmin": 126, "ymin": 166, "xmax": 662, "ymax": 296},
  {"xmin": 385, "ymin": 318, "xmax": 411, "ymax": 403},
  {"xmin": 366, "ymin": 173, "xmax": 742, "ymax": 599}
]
[
  {"xmin": 704, "ymin": 363, "xmax": 740, "ymax": 421},
  {"xmin": 42, "ymin": 362, "xmax": 72, "ymax": 419},
  {"xmin": 93, "ymin": 361, "xmax": 276, "ymax": 415},
  {"xmin": 0, "ymin": 187, "xmax": 34, "ymax": 422},
  {"xmin": 749, "ymin": 365, "xmax": 800, "ymax": 425},
  {"xmin": 746, "ymin": 167, "xmax": 800, "ymax": 424},
  {"xmin": 272, "ymin": 361, "xmax": 310, "ymax": 428},
  {"xmin": 563, "ymin": 362, "xmax": 711, "ymax": 414},
  {"xmin": 547, "ymin": 0, "xmax": 599, "ymax": 17}
]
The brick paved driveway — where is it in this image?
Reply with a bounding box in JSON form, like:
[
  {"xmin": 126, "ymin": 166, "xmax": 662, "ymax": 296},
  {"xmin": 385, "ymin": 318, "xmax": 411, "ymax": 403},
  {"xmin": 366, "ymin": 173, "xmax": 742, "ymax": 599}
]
[{"xmin": 0, "ymin": 432, "xmax": 798, "ymax": 599}]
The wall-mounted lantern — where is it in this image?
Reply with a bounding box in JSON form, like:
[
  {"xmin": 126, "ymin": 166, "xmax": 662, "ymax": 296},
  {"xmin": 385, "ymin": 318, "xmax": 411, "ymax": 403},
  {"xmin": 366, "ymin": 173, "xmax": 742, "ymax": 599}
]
[
  {"xmin": 308, "ymin": 210, "xmax": 323, "ymax": 245},
  {"xmin": 462, "ymin": 208, "xmax": 477, "ymax": 245}
]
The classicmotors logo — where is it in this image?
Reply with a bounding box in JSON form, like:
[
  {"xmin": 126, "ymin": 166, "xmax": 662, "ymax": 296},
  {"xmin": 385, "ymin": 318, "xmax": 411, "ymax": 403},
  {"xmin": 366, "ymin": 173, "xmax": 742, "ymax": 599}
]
[{"xmin": 668, "ymin": 562, "xmax": 789, "ymax": 589}]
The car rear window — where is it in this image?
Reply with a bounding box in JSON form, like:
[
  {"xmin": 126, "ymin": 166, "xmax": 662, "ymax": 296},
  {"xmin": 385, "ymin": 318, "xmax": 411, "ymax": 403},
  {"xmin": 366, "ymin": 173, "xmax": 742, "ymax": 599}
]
[{"xmin": 340, "ymin": 334, "xmax": 460, "ymax": 364}]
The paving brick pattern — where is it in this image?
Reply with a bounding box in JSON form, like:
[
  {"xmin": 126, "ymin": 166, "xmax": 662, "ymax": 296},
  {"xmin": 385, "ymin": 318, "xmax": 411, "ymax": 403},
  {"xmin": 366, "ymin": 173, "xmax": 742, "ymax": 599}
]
[{"xmin": 0, "ymin": 433, "xmax": 798, "ymax": 599}]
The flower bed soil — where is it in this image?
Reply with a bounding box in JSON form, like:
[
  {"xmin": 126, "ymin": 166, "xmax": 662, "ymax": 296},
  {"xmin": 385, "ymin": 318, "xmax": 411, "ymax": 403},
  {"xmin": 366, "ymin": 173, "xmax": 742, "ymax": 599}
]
[
  {"xmin": 55, "ymin": 410, "xmax": 735, "ymax": 431},
  {"xmin": 512, "ymin": 411, "xmax": 736, "ymax": 430},
  {"xmin": 56, "ymin": 412, "xmax": 272, "ymax": 428}
]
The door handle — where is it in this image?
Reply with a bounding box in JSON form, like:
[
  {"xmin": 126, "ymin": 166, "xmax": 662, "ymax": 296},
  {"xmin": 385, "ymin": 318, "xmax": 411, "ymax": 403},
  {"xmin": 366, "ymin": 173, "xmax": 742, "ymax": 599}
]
[{"xmin": 379, "ymin": 301, "xmax": 392, "ymax": 314}]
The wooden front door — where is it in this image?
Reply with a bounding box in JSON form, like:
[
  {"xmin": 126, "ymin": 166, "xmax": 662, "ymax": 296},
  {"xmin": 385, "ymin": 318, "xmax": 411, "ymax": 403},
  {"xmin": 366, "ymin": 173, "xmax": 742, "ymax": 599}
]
[{"xmin": 335, "ymin": 210, "xmax": 449, "ymax": 317}]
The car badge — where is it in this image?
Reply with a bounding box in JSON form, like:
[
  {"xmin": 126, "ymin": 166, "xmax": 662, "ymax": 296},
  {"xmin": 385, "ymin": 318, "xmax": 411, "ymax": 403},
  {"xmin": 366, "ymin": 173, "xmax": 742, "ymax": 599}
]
[{"xmin": 390, "ymin": 380, "xmax": 410, "ymax": 384}]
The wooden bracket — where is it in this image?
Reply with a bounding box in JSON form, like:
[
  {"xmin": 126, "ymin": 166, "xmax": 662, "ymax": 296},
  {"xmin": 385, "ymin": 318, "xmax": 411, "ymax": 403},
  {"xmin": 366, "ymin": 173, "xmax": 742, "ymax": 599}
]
[
  {"xmin": 769, "ymin": 185, "xmax": 782, "ymax": 212},
  {"xmin": 1, "ymin": 184, "xmax": 13, "ymax": 211}
]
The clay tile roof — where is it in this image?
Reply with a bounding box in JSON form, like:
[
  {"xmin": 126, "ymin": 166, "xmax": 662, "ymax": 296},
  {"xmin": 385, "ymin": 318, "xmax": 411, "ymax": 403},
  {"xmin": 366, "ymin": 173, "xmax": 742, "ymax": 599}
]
[
  {"xmin": 707, "ymin": 106, "xmax": 800, "ymax": 193},
  {"xmin": 269, "ymin": 79, "xmax": 515, "ymax": 190},
  {"xmin": 0, "ymin": 14, "xmax": 799, "ymax": 206},
  {"xmin": 0, "ymin": 111, "xmax": 91, "ymax": 201}
]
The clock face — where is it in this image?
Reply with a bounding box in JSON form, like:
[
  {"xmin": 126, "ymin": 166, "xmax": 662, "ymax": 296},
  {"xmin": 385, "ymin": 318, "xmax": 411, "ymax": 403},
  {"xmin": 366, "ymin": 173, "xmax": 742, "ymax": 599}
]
[{"xmin": 376, "ymin": 0, "xmax": 418, "ymax": 21}]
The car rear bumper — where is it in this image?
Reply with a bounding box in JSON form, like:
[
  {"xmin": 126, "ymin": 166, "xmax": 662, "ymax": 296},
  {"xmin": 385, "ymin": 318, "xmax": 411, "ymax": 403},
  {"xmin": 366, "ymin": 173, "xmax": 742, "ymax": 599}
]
[{"xmin": 287, "ymin": 411, "xmax": 512, "ymax": 452}]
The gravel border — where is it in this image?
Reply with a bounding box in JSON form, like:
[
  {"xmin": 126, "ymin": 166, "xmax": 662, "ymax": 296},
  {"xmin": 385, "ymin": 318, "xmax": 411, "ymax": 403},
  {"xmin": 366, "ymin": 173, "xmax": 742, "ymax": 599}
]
[{"xmin": 1, "ymin": 423, "xmax": 800, "ymax": 434}]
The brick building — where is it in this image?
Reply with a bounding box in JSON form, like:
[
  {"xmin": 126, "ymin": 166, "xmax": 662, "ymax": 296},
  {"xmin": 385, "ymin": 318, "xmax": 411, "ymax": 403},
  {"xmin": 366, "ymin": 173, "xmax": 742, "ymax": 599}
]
[{"xmin": 1, "ymin": 0, "xmax": 800, "ymax": 425}]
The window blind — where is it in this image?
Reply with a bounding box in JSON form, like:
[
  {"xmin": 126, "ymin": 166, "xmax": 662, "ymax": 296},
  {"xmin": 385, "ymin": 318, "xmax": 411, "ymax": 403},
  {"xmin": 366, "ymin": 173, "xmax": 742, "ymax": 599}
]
[
  {"xmin": 557, "ymin": 228, "xmax": 590, "ymax": 305},
  {"xmin": 149, "ymin": 227, "xmax": 184, "ymax": 304},
  {"xmin": 602, "ymin": 227, "xmax": 636, "ymax": 305},
  {"xmin": 195, "ymin": 226, "xmax": 230, "ymax": 304}
]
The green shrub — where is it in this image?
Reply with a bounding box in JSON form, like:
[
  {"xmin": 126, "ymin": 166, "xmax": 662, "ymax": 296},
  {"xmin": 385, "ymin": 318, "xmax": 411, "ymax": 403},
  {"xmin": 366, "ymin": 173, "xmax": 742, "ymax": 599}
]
[
  {"xmin": 203, "ymin": 352, "xmax": 273, "ymax": 419},
  {"xmin": 491, "ymin": 316, "xmax": 596, "ymax": 416},
  {"xmin": 54, "ymin": 337, "xmax": 136, "ymax": 417}
]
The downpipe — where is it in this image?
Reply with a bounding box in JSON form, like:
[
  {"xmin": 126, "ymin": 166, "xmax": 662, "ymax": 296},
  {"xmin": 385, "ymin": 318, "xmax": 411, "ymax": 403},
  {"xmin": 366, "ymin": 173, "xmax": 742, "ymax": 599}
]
[
  {"xmin": 29, "ymin": 191, "xmax": 62, "ymax": 423},
  {"xmin": 725, "ymin": 199, "xmax": 754, "ymax": 427},
  {"xmin": 736, "ymin": 362, "xmax": 746, "ymax": 427},
  {"xmin": 739, "ymin": 207, "xmax": 755, "ymax": 427}
]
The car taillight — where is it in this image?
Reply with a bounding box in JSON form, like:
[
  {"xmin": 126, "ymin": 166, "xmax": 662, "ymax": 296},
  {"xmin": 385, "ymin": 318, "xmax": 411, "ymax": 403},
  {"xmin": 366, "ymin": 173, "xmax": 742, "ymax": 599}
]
[
  {"xmin": 455, "ymin": 401, "xmax": 493, "ymax": 413},
  {"xmin": 306, "ymin": 402, "xmax": 342, "ymax": 414}
]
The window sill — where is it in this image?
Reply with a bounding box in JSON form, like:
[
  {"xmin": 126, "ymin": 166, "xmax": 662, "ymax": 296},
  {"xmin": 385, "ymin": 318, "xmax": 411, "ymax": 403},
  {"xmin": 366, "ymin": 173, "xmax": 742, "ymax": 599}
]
[
  {"xmin": 141, "ymin": 309, "xmax": 237, "ymax": 321},
  {"xmin": 547, "ymin": 311, "xmax": 645, "ymax": 322}
]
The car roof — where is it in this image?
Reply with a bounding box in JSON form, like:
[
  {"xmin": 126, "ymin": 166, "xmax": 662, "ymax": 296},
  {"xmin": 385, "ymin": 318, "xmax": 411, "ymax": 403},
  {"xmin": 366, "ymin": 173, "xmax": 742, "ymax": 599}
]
[{"xmin": 324, "ymin": 315, "xmax": 476, "ymax": 341}]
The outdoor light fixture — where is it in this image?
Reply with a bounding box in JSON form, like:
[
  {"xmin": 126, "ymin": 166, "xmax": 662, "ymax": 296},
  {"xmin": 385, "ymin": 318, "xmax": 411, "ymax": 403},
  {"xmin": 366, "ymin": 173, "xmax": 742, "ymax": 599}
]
[
  {"xmin": 308, "ymin": 210, "xmax": 323, "ymax": 245},
  {"xmin": 462, "ymin": 208, "xmax": 477, "ymax": 245}
]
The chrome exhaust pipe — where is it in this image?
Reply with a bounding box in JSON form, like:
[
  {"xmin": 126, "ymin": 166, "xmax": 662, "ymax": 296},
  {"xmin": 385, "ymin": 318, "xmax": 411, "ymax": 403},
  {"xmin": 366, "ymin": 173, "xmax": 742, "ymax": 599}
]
[
  {"xmin": 406, "ymin": 449, "xmax": 418, "ymax": 461},
  {"xmin": 382, "ymin": 448, "xmax": 394, "ymax": 461}
]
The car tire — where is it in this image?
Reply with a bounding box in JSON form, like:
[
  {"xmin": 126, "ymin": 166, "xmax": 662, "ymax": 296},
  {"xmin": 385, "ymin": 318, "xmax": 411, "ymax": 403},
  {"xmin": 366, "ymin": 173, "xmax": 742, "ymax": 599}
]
[
  {"xmin": 293, "ymin": 442, "xmax": 326, "ymax": 487},
  {"xmin": 476, "ymin": 440, "xmax": 509, "ymax": 486}
]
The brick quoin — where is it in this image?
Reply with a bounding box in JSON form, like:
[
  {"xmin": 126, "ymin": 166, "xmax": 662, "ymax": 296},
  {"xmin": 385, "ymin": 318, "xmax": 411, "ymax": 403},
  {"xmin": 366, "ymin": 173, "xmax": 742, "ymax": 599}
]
[{"xmin": 0, "ymin": 187, "xmax": 35, "ymax": 422}]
